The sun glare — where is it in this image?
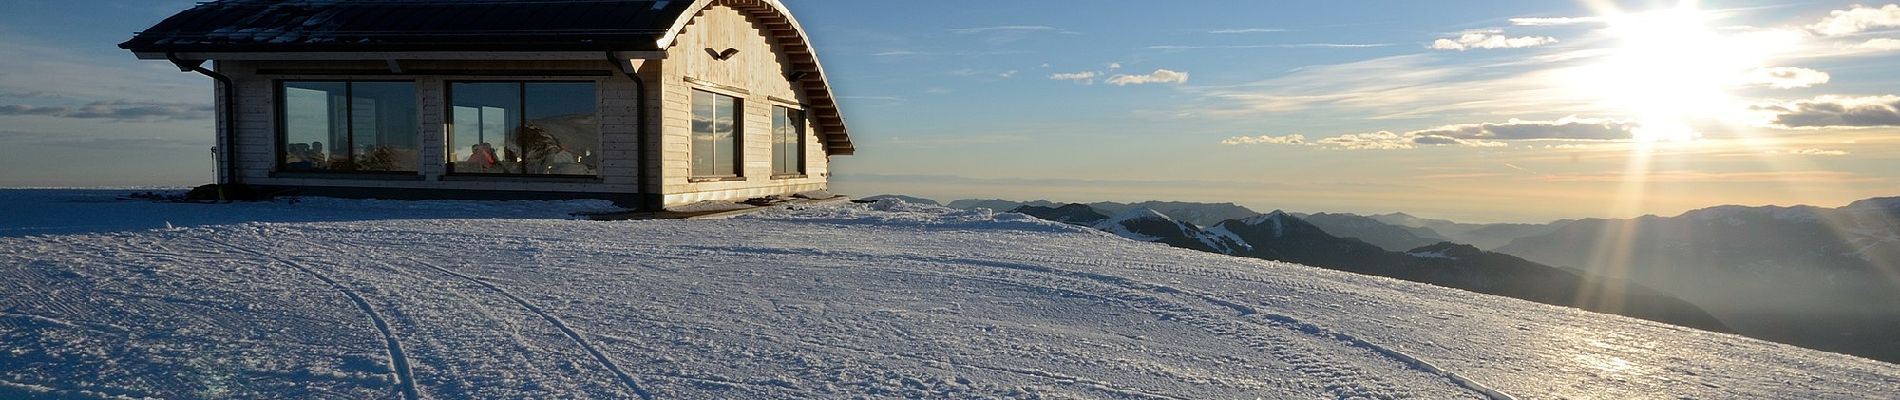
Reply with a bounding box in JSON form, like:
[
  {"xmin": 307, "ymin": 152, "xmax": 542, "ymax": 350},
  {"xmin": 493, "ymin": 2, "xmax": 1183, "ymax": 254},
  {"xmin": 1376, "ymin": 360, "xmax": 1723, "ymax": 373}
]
[{"xmin": 1571, "ymin": 1, "xmax": 1795, "ymax": 143}]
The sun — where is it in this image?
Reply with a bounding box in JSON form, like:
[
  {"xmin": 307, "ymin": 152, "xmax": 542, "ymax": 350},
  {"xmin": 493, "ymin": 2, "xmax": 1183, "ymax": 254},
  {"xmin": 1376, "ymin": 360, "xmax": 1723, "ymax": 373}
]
[{"xmin": 1568, "ymin": 1, "xmax": 1793, "ymax": 143}]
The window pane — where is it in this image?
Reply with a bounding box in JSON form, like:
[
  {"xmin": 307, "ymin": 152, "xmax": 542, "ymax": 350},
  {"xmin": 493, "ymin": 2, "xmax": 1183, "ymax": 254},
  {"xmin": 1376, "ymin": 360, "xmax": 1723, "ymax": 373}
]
[
  {"xmin": 349, "ymin": 82, "xmax": 417, "ymax": 172},
  {"xmin": 282, "ymin": 82, "xmax": 346, "ymax": 171},
  {"xmin": 772, "ymin": 107, "xmax": 791, "ymax": 175},
  {"xmin": 771, "ymin": 106, "xmax": 801, "ymax": 175},
  {"xmin": 450, "ymin": 82, "xmax": 519, "ymax": 174},
  {"xmin": 692, "ymin": 91, "xmax": 715, "ymax": 176},
  {"xmin": 716, "ymin": 94, "xmax": 739, "ymax": 177},
  {"xmin": 523, "ymin": 82, "xmax": 598, "ymax": 176},
  {"xmin": 786, "ymin": 109, "xmax": 804, "ymax": 175}
]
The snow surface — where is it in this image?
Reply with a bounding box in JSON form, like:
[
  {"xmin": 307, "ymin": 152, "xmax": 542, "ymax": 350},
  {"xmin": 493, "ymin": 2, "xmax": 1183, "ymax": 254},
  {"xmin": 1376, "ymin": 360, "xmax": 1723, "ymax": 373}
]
[{"xmin": 2, "ymin": 193, "xmax": 1898, "ymax": 399}]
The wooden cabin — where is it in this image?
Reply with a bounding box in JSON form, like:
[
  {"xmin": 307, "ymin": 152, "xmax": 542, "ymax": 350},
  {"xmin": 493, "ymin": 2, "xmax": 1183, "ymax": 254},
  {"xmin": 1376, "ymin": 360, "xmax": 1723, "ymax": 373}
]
[{"xmin": 120, "ymin": 0, "xmax": 855, "ymax": 210}]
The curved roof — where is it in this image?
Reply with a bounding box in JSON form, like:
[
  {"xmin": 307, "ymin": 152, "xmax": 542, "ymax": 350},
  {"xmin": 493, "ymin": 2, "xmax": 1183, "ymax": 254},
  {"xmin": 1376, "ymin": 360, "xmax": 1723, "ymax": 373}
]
[{"xmin": 120, "ymin": 0, "xmax": 854, "ymax": 154}]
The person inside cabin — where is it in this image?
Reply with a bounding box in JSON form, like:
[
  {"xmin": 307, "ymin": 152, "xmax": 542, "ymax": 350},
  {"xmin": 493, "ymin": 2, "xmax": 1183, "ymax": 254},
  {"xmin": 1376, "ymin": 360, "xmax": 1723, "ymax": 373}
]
[
  {"xmin": 467, "ymin": 143, "xmax": 501, "ymax": 173},
  {"xmin": 285, "ymin": 143, "xmax": 314, "ymax": 170}
]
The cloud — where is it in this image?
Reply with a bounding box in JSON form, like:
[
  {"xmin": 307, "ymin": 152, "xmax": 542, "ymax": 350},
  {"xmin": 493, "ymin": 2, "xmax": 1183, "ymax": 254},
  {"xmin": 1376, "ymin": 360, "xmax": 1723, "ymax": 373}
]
[
  {"xmin": 1752, "ymin": 95, "xmax": 1900, "ymax": 128},
  {"xmin": 1769, "ymin": 148, "xmax": 1851, "ymax": 156},
  {"xmin": 1220, "ymin": 134, "xmax": 1307, "ymax": 145},
  {"xmin": 1316, "ymin": 131, "xmax": 1419, "ymax": 150},
  {"xmin": 0, "ymin": 101, "xmax": 214, "ymax": 121},
  {"xmin": 1049, "ymin": 71, "xmax": 1098, "ymax": 84},
  {"xmin": 1509, "ymin": 16, "xmax": 1608, "ymax": 26},
  {"xmin": 0, "ymin": 129, "xmax": 202, "ymax": 149},
  {"xmin": 1430, "ymin": 30, "xmax": 1559, "ymax": 51},
  {"xmin": 1196, "ymin": 54, "xmax": 1595, "ymax": 119},
  {"xmin": 1809, "ymin": 4, "xmax": 1900, "ymax": 36},
  {"xmin": 999, "ymin": 70, "xmax": 1019, "ymax": 79},
  {"xmin": 1742, "ymin": 67, "xmax": 1831, "ymax": 89},
  {"xmin": 1208, "ymin": 28, "xmax": 1287, "ymax": 34},
  {"xmin": 1408, "ymin": 116, "xmax": 1639, "ymax": 141},
  {"xmin": 1106, "ymin": 69, "xmax": 1190, "ymax": 86},
  {"xmin": 1857, "ymin": 38, "xmax": 1900, "ymax": 50},
  {"xmin": 1219, "ymin": 116, "xmax": 1640, "ymax": 150}
]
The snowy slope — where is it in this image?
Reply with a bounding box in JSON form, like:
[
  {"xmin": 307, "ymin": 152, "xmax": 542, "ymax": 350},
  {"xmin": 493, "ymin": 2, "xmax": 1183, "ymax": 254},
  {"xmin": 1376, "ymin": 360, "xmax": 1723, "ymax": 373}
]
[{"xmin": 1, "ymin": 197, "xmax": 1897, "ymax": 399}]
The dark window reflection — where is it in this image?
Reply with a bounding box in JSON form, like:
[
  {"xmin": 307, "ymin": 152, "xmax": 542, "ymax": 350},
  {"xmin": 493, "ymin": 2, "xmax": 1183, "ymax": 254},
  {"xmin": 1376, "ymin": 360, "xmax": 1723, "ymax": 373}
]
[
  {"xmin": 450, "ymin": 82, "xmax": 599, "ymax": 176},
  {"xmin": 280, "ymin": 81, "xmax": 417, "ymax": 173}
]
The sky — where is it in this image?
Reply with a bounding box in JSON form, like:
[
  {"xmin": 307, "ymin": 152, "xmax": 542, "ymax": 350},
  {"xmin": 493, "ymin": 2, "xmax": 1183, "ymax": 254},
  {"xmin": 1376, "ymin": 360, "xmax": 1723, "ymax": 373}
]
[{"xmin": 3, "ymin": 1, "xmax": 1900, "ymax": 222}]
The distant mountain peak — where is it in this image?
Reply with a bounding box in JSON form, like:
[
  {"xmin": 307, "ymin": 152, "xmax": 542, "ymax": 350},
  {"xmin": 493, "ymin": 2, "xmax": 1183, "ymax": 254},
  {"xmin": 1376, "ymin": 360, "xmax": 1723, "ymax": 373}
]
[
  {"xmin": 1846, "ymin": 197, "xmax": 1900, "ymax": 210},
  {"xmin": 1110, "ymin": 207, "xmax": 1175, "ymax": 223},
  {"xmin": 1406, "ymin": 242, "xmax": 1484, "ymax": 260}
]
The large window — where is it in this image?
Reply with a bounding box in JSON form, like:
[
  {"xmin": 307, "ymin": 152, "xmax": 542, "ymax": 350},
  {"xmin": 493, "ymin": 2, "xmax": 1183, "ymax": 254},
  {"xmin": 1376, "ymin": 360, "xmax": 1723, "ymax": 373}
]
[
  {"xmin": 280, "ymin": 81, "xmax": 418, "ymax": 172},
  {"xmin": 692, "ymin": 90, "xmax": 742, "ymax": 178},
  {"xmin": 449, "ymin": 81, "xmax": 599, "ymax": 176},
  {"xmin": 771, "ymin": 106, "xmax": 805, "ymax": 176}
]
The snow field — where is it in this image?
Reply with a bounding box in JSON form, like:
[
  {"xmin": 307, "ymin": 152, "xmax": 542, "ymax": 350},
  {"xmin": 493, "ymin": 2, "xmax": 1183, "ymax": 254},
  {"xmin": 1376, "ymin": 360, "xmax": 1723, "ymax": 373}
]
[{"xmin": 1, "ymin": 198, "xmax": 1896, "ymax": 399}]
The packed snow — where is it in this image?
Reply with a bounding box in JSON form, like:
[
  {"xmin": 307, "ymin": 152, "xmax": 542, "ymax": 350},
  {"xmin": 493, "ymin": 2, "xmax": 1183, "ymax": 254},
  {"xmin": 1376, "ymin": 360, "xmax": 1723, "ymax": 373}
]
[{"xmin": 1, "ymin": 190, "xmax": 1897, "ymax": 399}]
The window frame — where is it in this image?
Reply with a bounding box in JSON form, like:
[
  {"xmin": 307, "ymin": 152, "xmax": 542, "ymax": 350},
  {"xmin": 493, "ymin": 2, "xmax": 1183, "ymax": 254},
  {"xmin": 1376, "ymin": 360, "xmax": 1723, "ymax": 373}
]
[
  {"xmin": 770, "ymin": 103, "xmax": 807, "ymax": 179},
  {"xmin": 273, "ymin": 79, "xmax": 422, "ymax": 175},
  {"xmin": 689, "ymin": 88, "xmax": 746, "ymax": 180},
  {"xmin": 442, "ymin": 79, "xmax": 605, "ymax": 178}
]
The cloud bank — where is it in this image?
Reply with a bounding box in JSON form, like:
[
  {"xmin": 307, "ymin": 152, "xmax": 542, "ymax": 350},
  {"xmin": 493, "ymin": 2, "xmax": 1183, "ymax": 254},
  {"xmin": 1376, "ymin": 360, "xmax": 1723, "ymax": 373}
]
[
  {"xmin": 1222, "ymin": 117, "xmax": 1641, "ymax": 150},
  {"xmin": 0, "ymin": 101, "xmax": 213, "ymax": 121},
  {"xmin": 1753, "ymin": 95, "xmax": 1900, "ymax": 128},
  {"xmin": 1809, "ymin": 4, "xmax": 1900, "ymax": 36}
]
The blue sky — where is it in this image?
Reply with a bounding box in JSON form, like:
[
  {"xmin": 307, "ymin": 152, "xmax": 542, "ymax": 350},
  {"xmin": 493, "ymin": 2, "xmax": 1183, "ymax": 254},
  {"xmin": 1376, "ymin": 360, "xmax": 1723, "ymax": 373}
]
[{"xmin": 3, "ymin": 1, "xmax": 1899, "ymax": 221}]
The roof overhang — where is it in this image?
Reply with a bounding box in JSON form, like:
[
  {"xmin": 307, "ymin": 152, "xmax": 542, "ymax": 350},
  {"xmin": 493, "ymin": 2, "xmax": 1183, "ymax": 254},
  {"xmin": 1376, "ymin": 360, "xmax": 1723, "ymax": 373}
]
[{"xmin": 136, "ymin": 50, "xmax": 668, "ymax": 62}]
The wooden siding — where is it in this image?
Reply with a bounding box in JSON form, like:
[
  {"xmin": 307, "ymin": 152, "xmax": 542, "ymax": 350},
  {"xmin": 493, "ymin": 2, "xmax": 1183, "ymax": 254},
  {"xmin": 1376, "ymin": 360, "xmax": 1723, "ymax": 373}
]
[{"xmin": 655, "ymin": 4, "xmax": 831, "ymax": 207}]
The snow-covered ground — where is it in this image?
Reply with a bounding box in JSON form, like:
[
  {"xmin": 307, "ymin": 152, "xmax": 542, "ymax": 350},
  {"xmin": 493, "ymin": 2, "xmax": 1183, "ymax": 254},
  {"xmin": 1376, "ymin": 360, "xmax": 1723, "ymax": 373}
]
[{"xmin": 2, "ymin": 190, "xmax": 1897, "ymax": 399}]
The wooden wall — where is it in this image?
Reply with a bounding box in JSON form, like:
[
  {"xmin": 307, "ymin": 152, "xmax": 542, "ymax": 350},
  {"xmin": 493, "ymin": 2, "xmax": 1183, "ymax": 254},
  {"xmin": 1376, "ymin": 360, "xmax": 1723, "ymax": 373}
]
[{"xmin": 655, "ymin": 4, "xmax": 831, "ymax": 206}]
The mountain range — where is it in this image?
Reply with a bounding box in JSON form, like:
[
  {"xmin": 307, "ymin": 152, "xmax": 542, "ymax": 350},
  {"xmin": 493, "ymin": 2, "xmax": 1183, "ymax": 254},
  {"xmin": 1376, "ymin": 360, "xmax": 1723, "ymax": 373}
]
[
  {"xmin": 903, "ymin": 194, "xmax": 1900, "ymax": 364},
  {"xmin": 1495, "ymin": 198, "xmax": 1900, "ymax": 363},
  {"xmin": 1015, "ymin": 204, "xmax": 1733, "ymax": 334}
]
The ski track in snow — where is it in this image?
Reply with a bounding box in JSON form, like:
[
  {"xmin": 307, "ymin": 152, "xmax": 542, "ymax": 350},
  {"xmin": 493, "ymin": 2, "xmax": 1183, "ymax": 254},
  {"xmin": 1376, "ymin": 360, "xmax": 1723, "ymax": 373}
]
[
  {"xmin": 364, "ymin": 244, "xmax": 656, "ymax": 400},
  {"xmin": 197, "ymin": 237, "xmax": 422, "ymax": 400},
  {"xmin": 1, "ymin": 197, "xmax": 1898, "ymax": 399}
]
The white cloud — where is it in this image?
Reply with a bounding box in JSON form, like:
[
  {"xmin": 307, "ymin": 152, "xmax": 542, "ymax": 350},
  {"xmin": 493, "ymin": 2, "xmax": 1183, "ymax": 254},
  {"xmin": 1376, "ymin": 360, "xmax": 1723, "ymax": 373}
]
[
  {"xmin": 1049, "ymin": 71, "xmax": 1098, "ymax": 84},
  {"xmin": 1809, "ymin": 4, "xmax": 1900, "ymax": 36},
  {"xmin": 999, "ymin": 70, "xmax": 1019, "ymax": 79},
  {"xmin": 1752, "ymin": 95, "xmax": 1900, "ymax": 128},
  {"xmin": 1106, "ymin": 69, "xmax": 1190, "ymax": 86},
  {"xmin": 1742, "ymin": 67, "xmax": 1831, "ymax": 89},
  {"xmin": 1107, "ymin": 62, "xmax": 1123, "ymax": 70},
  {"xmin": 1220, "ymin": 134, "xmax": 1307, "ymax": 145},
  {"xmin": 1316, "ymin": 131, "xmax": 1418, "ymax": 150},
  {"xmin": 1430, "ymin": 30, "xmax": 1559, "ymax": 51},
  {"xmin": 1857, "ymin": 38, "xmax": 1900, "ymax": 50},
  {"xmin": 1509, "ymin": 16, "xmax": 1608, "ymax": 26}
]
